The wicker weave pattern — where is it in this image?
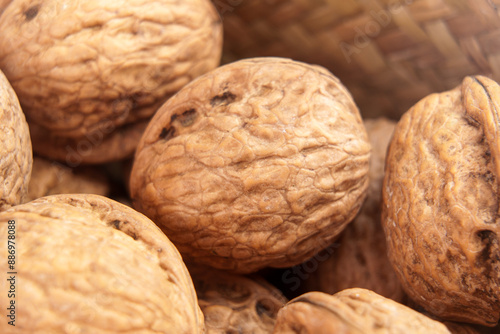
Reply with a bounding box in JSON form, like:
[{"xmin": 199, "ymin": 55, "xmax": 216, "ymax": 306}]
[{"xmin": 214, "ymin": 0, "xmax": 500, "ymax": 119}]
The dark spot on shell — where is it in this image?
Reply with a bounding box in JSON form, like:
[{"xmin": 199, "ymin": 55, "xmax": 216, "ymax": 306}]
[
  {"xmin": 24, "ymin": 5, "xmax": 40, "ymax": 21},
  {"xmin": 211, "ymin": 91, "xmax": 236, "ymax": 107},
  {"xmin": 179, "ymin": 109, "xmax": 197, "ymax": 126},
  {"xmin": 170, "ymin": 109, "xmax": 197, "ymax": 127},
  {"xmin": 476, "ymin": 230, "xmax": 499, "ymax": 277},
  {"xmin": 159, "ymin": 126, "xmax": 175, "ymax": 141},
  {"xmin": 111, "ymin": 220, "xmax": 121, "ymax": 229},
  {"xmin": 256, "ymin": 298, "xmax": 278, "ymax": 318},
  {"xmin": 110, "ymin": 220, "xmax": 138, "ymax": 240}
]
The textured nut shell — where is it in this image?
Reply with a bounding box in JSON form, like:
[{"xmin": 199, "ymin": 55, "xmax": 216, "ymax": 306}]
[
  {"xmin": 0, "ymin": 194, "xmax": 204, "ymax": 333},
  {"xmin": 0, "ymin": 69, "xmax": 32, "ymax": 211},
  {"xmin": 28, "ymin": 119, "xmax": 148, "ymax": 165},
  {"xmin": 273, "ymin": 289, "xmax": 451, "ymax": 334},
  {"xmin": 0, "ymin": 0, "xmax": 222, "ymax": 138},
  {"xmin": 25, "ymin": 156, "xmax": 110, "ymax": 202},
  {"xmin": 382, "ymin": 76, "xmax": 500, "ymax": 326},
  {"xmin": 304, "ymin": 118, "xmax": 405, "ymax": 302},
  {"xmin": 189, "ymin": 265, "xmax": 287, "ymax": 334},
  {"xmin": 130, "ymin": 57, "xmax": 371, "ymax": 273}
]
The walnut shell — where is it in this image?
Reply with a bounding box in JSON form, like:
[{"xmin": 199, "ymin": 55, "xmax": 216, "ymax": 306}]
[
  {"xmin": 0, "ymin": 194, "xmax": 204, "ymax": 333},
  {"xmin": 304, "ymin": 118, "xmax": 405, "ymax": 302},
  {"xmin": 382, "ymin": 75, "xmax": 500, "ymax": 326},
  {"xmin": 0, "ymin": 0, "xmax": 222, "ymax": 161},
  {"xmin": 28, "ymin": 119, "xmax": 149, "ymax": 165},
  {"xmin": 25, "ymin": 156, "xmax": 110, "ymax": 202},
  {"xmin": 130, "ymin": 57, "xmax": 371, "ymax": 273},
  {"xmin": 0, "ymin": 69, "xmax": 32, "ymax": 211},
  {"xmin": 273, "ymin": 288, "xmax": 452, "ymax": 333},
  {"xmin": 188, "ymin": 265, "xmax": 287, "ymax": 333}
]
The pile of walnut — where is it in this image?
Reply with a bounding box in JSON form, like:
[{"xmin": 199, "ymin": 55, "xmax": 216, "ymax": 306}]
[{"xmin": 0, "ymin": 1, "xmax": 499, "ymax": 333}]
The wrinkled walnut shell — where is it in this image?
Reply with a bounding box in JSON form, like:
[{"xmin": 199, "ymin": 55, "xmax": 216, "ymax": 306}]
[
  {"xmin": 25, "ymin": 156, "xmax": 110, "ymax": 202},
  {"xmin": 273, "ymin": 288, "xmax": 451, "ymax": 333},
  {"xmin": 0, "ymin": 69, "xmax": 32, "ymax": 211},
  {"xmin": 382, "ymin": 75, "xmax": 500, "ymax": 326},
  {"xmin": 130, "ymin": 57, "xmax": 371, "ymax": 273},
  {"xmin": 188, "ymin": 264, "xmax": 287, "ymax": 334},
  {"xmin": 28, "ymin": 119, "xmax": 148, "ymax": 165},
  {"xmin": 304, "ymin": 118, "xmax": 405, "ymax": 303},
  {"xmin": 0, "ymin": 194, "xmax": 204, "ymax": 333},
  {"xmin": 0, "ymin": 0, "xmax": 222, "ymax": 163}
]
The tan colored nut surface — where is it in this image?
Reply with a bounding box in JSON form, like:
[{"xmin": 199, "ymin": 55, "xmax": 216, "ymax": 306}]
[
  {"xmin": 0, "ymin": 194, "xmax": 204, "ymax": 333},
  {"xmin": 28, "ymin": 119, "xmax": 149, "ymax": 165},
  {"xmin": 0, "ymin": 0, "xmax": 222, "ymax": 139},
  {"xmin": 25, "ymin": 156, "xmax": 110, "ymax": 202},
  {"xmin": 273, "ymin": 288, "xmax": 452, "ymax": 334},
  {"xmin": 0, "ymin": 69, "xmax": 32, "ymax": 211},
  {"xmin": 382, "ymin": 75, "xmax": 500, "ymax": 326},
  {"xmin": 188, "ymin": 264, "xmax": 287, "ymax": 334},
  {"xmin": 305, "ymin": 118, "xmax": 405, "ymax": 302},
  {"xmin": 0, "ymin": 0, "xmax": 11, "ymax": 14},
  {"xmin": 130, "ymin": 57, "xmax": 371, "ymax": 273}
]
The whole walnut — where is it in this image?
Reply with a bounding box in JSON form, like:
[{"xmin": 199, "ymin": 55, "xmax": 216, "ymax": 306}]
[
  {"xmin": 0, "ymin": 194, "xmax": 204, "ymax": 333},
  {"xmin": 25, "ymin": 156, "xmax": 110, "ymax": 202},
  {"xmin": 0, "ymin": 69, "xmax": 32, "ymax": 211},
  {"xmin": 382, "ymin": 75, "xmax": 500, "ymax": 326},
  {"xmin": 188, "ymin": 264, "xmax": 287, "ymax": 333},
  {"xmin": 130, "ymin": 57, "xmax": 371, "ymax": 273},
  {"xmin": 273, "ymin": 288, "xmax": 452, "ymax": 333},
  {"xmin": 0, "ymin": 0, "xmax": 222, "ymax": 164},
  {"xmin": 304, "ymin": 118, "xmax": 405, "ymax": 303}
]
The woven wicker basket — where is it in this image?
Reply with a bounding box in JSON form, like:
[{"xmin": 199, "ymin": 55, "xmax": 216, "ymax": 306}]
[{"xmin": 214, "ymin": 0, "xmax": 500, "ymax": 120}]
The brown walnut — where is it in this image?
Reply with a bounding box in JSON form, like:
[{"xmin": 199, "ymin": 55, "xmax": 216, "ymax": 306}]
[
  {"xmin": 130, "ymin": 57, "xmax": 371, "ymax": 273},
  {"xmin": 188, "ymin": 264, "xmax": 287, "ymax": 334},
  {"xmin": 0, "ymin": 69, "xmax": 32, "ymax": 211},
  {"xmin": 382, "ymin": 75, "xmax": 500, "ymax": 326},
  {"xmin": 272, "ymin": 288, "xmax": 452, "ymax": 333},
  {"xmin": 0, "ymin": 194, "xmax": 204, "ymax": 333},
  {"xmin": 0, "ymin": 0, "xmax": 222, "ymax": 163}
]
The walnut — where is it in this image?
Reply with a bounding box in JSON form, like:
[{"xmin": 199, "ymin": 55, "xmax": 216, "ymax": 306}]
[
  {"xmin": 0, "ymin": 194, "xmax": 204, "ymax": 333},
  {"xmin": 304, "ymin": 118, "xmax": 405, "ymax": 303},
  {"xmin": 25, "ymin": 156, "xmax": 110, "ymax": 202},
  {"xmin": 0, "ymin": 69, "xmax": 32, "ymax": 211},
  {"xmin": 130, "ymin": 57, "xmax": 371, "ymax": 273},
  {"xmin": 188, "ymin": 264, "xmax": 287, "ymax": 333},
  {"xmin": 382, "ymin": 75, "xmax": 500, "ymax": 326},
  {"xmin": 272, "ymin": 288, "xmax": 452, "ymax": 333},
  {"xmin": 0, "ymin": 0, "xmax": 222, "ymax": 163}
]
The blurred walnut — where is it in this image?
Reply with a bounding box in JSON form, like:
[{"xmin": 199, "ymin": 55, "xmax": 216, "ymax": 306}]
[
  {"xmin": 130, "ymin": 57, "xmax": 371, "ymax": 273},
  {"xmin": 25, "ymin": 156, "xmax": 110, "ymax": 202},
  {"xmin": 382, "ymin": 75, "xmax": 500, "ymax": 326},
  {"xmin": 273, "ymin": 288, "xmax": 452, "ymax": 333},
  {"xmin": 0, "ymin": 0, "xmax": 222, "ymax": 164},
  {"xmin": 304, "ymin": 118, "xmax": 405, "ymax": 302},
  {"xmin": 188, "ymin": 265, "xmax": 287, "ymax": 333},
  {"xmin": 0, "ymin": 69, "xmax": 31, "ymax": 211},
  {"xmin": 0, "ymin": 194, "xmax": 204, "ymax": 333}
]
